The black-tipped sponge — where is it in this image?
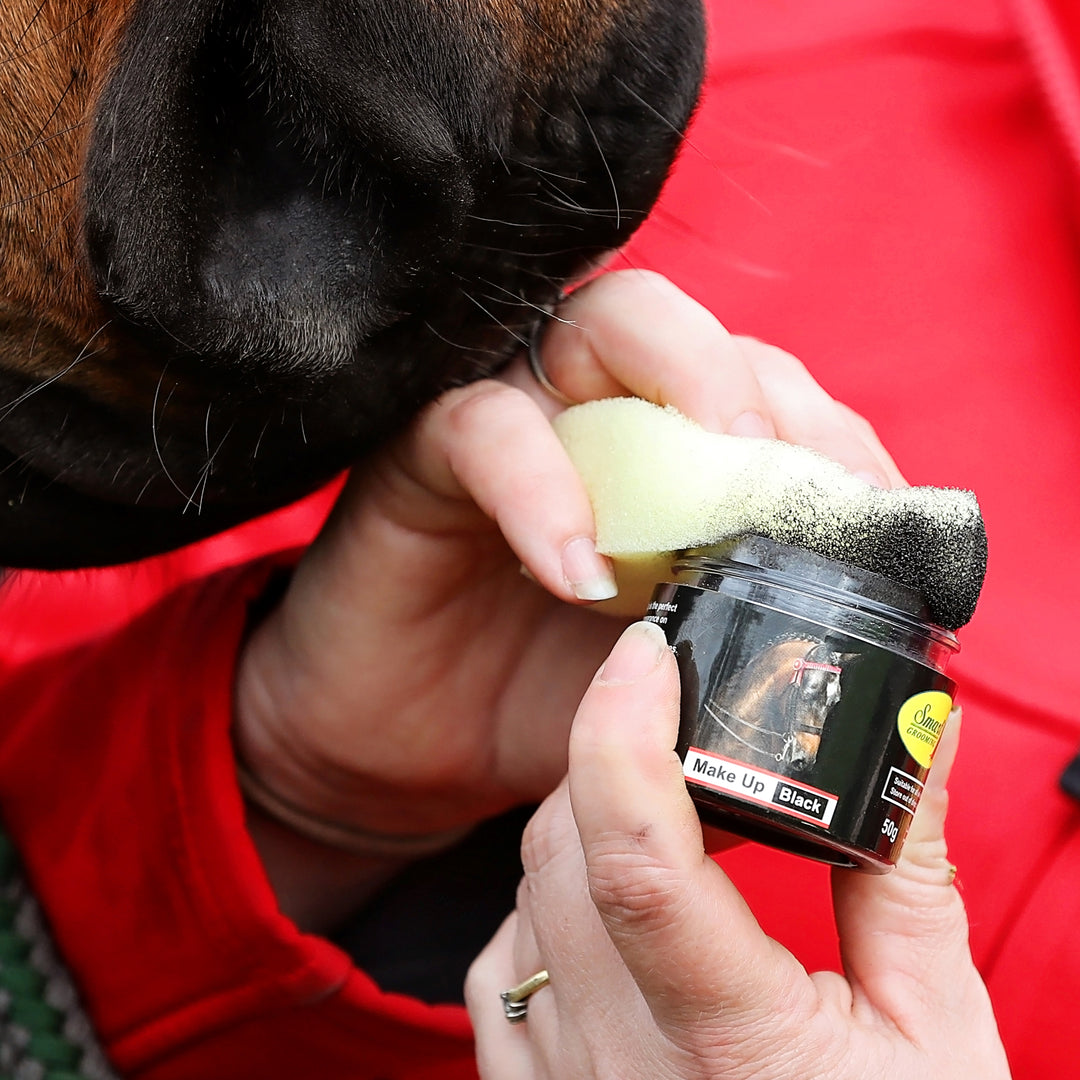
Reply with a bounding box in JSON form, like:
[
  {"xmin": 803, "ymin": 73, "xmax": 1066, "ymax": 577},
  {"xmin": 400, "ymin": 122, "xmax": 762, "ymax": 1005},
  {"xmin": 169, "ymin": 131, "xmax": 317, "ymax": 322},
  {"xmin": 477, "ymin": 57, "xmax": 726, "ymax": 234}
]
[{"xmin": 553, "ymin": 398, "xmax": 987, "ymax": 630}]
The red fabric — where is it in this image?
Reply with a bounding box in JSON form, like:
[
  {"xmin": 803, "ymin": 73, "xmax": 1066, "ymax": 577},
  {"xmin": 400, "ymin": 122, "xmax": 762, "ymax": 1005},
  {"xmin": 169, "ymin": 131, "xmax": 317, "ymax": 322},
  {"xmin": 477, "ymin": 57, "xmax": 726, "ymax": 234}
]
[
  {"xmin": 0, "ymin": 560, "xmax": 474, "ymax": 1078},
  {"xmin": 2, "ymin": 0, "xmax": 1079, "ymax": 1076}
]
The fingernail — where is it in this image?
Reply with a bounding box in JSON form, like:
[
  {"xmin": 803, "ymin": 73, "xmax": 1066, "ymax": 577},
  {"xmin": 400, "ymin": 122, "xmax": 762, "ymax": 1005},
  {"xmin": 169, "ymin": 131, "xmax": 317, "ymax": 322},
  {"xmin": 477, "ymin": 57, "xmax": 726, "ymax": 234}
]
[
  {"xmin": 727, "ymin": 410, "xmax": 774, "ymax": 438},
  {"xmin": 597, "ymin": 621, "xmax": 667, "ymax": 685},
  {"xmin": 562, "ymin": 536, "xmax": 618, "ymax": 601}
]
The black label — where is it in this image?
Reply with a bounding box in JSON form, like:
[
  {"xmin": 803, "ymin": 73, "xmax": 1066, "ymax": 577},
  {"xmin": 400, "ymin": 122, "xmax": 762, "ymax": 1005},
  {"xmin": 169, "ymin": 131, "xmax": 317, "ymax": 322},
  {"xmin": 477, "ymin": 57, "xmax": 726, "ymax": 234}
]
[{"xmin": 773, "ymin": 783, "xmax": 830, "ymax": 820}]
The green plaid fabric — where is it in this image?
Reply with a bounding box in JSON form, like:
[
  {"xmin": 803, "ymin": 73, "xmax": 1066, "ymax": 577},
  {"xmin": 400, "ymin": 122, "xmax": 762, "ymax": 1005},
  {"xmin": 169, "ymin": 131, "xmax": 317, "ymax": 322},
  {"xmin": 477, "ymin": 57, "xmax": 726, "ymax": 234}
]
[{"xmin": 0, "ymin": 831, "xmax": 119, "ymax": 1080}]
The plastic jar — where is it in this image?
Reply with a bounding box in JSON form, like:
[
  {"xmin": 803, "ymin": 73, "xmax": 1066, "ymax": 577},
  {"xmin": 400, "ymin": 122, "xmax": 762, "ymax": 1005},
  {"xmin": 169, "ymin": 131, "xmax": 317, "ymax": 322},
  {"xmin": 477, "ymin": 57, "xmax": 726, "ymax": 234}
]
[{"xmin": 644, "ymin": 533, "xmax": 958, "ymax": 873}]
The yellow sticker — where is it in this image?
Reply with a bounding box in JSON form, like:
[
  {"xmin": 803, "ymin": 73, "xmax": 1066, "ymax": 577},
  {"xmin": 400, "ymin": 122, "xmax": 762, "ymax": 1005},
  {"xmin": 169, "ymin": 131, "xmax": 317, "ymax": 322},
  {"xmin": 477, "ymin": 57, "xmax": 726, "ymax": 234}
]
[{"xmin": 897, "ymin": 691, "xmax": 953, "ymax": 768}]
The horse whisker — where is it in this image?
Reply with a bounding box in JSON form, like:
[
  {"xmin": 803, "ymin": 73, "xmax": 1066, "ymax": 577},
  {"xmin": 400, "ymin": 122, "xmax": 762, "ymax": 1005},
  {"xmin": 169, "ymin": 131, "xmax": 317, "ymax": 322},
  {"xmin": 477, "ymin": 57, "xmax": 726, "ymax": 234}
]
[
  {"xmin": 0, "ymin": 320, "xmax": 112, "ymax": 424},
  {"xmin": 570, "ymin": 90, "xmax": 620, "ymax": 230}
]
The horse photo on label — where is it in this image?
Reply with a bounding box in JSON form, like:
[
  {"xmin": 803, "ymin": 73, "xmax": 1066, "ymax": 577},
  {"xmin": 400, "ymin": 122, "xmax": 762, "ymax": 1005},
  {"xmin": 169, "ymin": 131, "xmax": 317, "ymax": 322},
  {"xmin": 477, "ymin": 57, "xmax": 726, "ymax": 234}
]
[{"xmin": 702, "ymin": 636, "xmax": 859, "ymax": 776}]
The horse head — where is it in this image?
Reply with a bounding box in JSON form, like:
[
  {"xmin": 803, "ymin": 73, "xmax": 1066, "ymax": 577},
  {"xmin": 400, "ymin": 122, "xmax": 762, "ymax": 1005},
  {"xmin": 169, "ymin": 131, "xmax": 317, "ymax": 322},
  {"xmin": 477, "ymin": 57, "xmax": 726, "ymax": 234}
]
[
  {"xmin": 781, "ymin": 644, "xmax": 858, "ymax": 769},
  {"xmin": 705, "ymin": 638, "xmax": 858, "ymax": 772}
]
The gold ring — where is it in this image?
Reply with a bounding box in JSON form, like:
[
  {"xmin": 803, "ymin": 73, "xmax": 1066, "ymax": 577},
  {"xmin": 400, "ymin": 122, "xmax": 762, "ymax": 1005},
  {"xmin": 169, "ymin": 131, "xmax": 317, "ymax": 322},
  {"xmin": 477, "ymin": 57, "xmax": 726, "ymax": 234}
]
[{"xmin": 500, "ymin": 969, "xmax": 550, "ymax": 1024}]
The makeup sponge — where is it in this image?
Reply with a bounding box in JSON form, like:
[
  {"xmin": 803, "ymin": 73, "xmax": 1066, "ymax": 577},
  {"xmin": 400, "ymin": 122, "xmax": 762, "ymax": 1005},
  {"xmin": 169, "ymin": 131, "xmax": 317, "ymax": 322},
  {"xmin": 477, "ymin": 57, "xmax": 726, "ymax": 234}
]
[{"xmin": 553, "ymin": 397, "xmax": 987, "ymax": 630}]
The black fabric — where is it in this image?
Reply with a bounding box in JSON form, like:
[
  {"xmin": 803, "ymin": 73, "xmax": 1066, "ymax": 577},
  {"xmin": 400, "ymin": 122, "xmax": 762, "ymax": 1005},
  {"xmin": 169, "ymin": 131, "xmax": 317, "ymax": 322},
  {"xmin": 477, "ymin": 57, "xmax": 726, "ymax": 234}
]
[
  {"xmin": 1059, "ymin": 748, "xmax": 1080, "ymax": 802},
  {"xmin": 333, "ymin": 806, "xmax": 533, "ymax": 1004}
]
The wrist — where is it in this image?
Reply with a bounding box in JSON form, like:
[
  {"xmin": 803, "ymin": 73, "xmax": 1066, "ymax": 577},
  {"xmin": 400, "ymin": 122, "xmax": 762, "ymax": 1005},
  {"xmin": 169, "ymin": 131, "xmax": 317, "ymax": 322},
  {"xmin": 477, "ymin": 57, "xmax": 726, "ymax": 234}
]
[
  {"xmin": 242, "ymin": 799, "xmax": 407, "ymax": 933},
  {"xmin": 235, "ymin": 738, "xmax": 471, "ymax": 933},
  {"xmin": 234, "ymin": 750, "xmax": 470, "ymax": 859}
]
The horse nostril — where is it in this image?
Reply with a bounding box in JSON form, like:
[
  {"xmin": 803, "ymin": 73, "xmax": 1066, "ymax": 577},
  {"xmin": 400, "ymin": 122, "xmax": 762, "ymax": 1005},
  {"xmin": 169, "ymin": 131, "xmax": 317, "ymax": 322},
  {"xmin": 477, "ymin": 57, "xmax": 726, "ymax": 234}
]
[{"xmin": 83, "ymin": 0, "xmax": 704, "ymax": 383}]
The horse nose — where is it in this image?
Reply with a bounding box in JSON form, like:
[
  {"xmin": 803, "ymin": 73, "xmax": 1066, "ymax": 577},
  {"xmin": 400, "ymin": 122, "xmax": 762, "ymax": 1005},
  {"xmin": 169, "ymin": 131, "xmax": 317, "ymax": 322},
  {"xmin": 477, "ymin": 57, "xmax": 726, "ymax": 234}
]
[
  {"xmin": 82, "ymin": 0, "xmax": 485, "ymax": 383},
  {"xmin": 67, "ymin": 0, "xmax": 704, "ymax": 540},
  {"xmin": 795, "ymin": 732, "xmax": 822, "ymax": 760},
  {"xmin": 82, "ymin": 0, "xmax": 705, "ymax": 388}
]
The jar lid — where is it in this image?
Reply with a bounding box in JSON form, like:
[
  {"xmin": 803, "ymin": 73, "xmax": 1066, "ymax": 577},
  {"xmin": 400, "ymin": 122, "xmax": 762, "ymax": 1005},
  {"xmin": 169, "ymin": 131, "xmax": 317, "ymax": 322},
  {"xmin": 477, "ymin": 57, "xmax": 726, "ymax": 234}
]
[{"xmin": 679, "ymin": 533, "xmax": 956, "ymax": 643}]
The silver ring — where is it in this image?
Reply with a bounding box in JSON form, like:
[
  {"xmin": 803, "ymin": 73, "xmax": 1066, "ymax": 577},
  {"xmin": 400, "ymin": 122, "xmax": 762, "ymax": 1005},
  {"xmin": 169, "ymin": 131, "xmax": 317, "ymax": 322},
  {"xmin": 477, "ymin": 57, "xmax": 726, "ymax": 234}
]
[
  {"xmin": 527, "ymin": 299, "xmax": 576, "ymax": 406},
  {"xmin": 500, "ymin": 969, "xmax": 550, "ymax": 1024}
]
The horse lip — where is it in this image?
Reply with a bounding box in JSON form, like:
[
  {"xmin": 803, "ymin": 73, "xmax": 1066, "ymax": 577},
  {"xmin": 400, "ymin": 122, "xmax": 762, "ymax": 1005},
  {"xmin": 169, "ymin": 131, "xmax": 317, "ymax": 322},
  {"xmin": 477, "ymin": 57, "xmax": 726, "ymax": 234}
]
[{"xmin": 0, "ymin": 280, "xmax": 547, "ymax": 519}]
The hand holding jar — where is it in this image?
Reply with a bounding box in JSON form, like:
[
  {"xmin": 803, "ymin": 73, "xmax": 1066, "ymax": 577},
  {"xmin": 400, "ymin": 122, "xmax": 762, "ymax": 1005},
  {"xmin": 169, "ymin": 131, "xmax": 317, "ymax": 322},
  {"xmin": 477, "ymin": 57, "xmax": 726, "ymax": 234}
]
[{"xmin": 466, "ymin": 621, "xmax": 1012, "ymax": 1080}]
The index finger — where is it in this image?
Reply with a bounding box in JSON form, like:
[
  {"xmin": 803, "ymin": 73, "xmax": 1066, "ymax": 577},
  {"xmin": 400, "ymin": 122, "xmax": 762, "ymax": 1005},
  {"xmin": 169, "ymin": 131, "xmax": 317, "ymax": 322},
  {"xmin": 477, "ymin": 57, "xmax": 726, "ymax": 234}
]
[
  {"xmin": 518, "ymin": 270, "xmax": 905, "ymax": 487},
  {"xmin": 531, "ymin": 270, "xmax": 777, "ymax": 437}
]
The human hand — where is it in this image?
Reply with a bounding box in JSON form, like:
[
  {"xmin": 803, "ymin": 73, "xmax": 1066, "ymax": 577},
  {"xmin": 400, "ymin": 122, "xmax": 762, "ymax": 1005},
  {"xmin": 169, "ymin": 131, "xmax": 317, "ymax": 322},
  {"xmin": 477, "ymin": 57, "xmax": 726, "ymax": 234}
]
[
  {"xmin": 233, "ymin": 270, "xmax": 905, "ymax": 878},
  {"xmin": 465, "ymin": 620, "xmax": 1011, "ymax": 1080}
]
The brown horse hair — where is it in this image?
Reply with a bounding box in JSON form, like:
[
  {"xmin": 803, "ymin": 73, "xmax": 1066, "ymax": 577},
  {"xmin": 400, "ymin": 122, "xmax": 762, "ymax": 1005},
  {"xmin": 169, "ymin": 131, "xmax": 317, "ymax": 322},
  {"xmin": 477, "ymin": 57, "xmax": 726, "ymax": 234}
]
[{"xmin": 0, "ymin": 3, "xmax": 138, "ymax": 370}]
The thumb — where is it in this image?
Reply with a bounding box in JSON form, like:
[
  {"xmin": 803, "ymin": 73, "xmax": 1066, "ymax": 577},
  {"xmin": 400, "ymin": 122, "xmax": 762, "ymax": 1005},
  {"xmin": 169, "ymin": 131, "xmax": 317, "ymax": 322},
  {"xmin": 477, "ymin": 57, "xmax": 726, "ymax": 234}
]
[{"xmin": 567, "ymin": 621, "xmax": 810, "ymax": 1039}]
